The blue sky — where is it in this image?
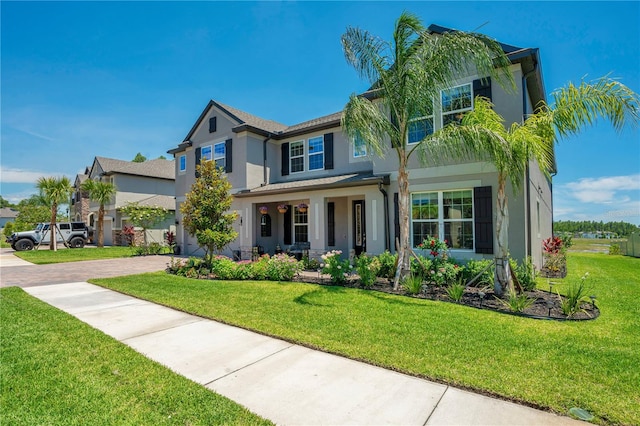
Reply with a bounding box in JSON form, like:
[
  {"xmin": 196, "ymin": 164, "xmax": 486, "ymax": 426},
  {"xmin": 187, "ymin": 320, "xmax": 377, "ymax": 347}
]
[{"xmin": 1, "ymin": 1, "xmax": 639, "ymax": 225}]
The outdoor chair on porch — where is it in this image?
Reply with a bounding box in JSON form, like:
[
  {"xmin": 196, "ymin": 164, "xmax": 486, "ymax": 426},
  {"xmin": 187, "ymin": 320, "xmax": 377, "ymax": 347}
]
[{"xmin": 286, "ymin": 241, "xmax": 310, "ymax": 260}]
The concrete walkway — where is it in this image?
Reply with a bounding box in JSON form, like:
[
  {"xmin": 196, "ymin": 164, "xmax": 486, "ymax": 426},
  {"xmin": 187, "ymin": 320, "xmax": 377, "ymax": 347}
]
[{"xmin": 20, "ymin": 278, "xmax": 587, "ymax": 425}]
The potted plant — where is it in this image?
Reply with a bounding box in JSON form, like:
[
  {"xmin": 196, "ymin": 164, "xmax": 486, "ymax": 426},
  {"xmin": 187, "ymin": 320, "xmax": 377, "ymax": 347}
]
[
  {"xmin": 297, "ymin": 202, "xmax": 308, "ymax": 213},
  {"xmin": 259, "ymin": 205, "xmax": 268, "ymax": 215},
  {"xmin": 278, "ymin": 204, "xmax": 288, "ymax": 213}
]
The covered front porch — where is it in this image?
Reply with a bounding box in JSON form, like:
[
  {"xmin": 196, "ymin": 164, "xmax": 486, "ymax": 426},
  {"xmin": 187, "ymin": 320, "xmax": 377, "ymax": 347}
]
[{"xmin": 231, "ymin": 173, "xmax": 390, "ymax": 261}]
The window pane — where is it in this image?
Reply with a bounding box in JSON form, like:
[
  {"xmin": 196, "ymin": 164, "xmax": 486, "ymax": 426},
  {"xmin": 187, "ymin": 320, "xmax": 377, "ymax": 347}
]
[
  {"xmin": 309, "ymin": 153, "xmax": 323, "ymax": 170},
  {"xmin": 408, "ymin": 118, "xmax": 434, "ymax": 144},
  {"xmin": 445, "ymin": 221, "xmax": 473, "ymax": 249},
  {"xmin": 201, "ymin": 146, "xmax": 212, "ymax": 161},
  {"xmin": 412, "ymin": 193, "xmax": 439, "ymax": 220},
  {"xmin": 291, "ymin": 141, "xmax": 304, "ymax": 157},
  {"xmin": 214, "ymin": 143, "xmax": 225, "ymax": 158},
  {"xmin": 443, "ymin": 190, "xmax": 473, "ymax": 219},
  {"xmin": 412, "ymin": 222, "xmax": 438, "ymax": 247},
  {"xmin": 353, "ymin": 134, "xmax": 367, "ymax": 157},
  {"xmin": 291, "ymin": 157, "xmax": 304, "ymax": 173},
  {"xmin": 442, "ymin": 84, "xmax": 472, "ymax": 112},
  {"xmin": 294, "ymin": 208, "xmax": 308, "ymax": 242},
  {"xmin": 179, "ymin": 155, "xmax": 186, "ymax": 172},
  {"xmin": 308, "ymin": 137, "xmax": 323, "ymax": 154}
]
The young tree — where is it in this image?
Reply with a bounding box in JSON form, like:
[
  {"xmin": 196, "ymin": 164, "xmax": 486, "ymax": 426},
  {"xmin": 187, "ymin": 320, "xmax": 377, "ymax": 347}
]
[
  {"xmin": 119, "ymin": 202, "xmax": 169, "ymax": 249},
  {"xmin": 341, "ymin": 12, "xmax": 514, "ymax": 289},
  {"xmin": 181, "ymin": 160, "xmax": 238, "ymax": 266},
  {"xmin": 81, "ymin": 180, "xmax": 117, "ymax": 248},
  {"xmin": 36, "ymin": 176, "xmax": 72, "ymax": 251},
  {"xmin": 421, "ymin": 77, "xmax": 639, "ymax": 294}
]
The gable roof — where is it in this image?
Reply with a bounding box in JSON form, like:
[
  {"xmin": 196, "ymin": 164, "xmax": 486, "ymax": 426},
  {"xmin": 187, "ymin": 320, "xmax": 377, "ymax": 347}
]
[
  {"xmin": 0, "ymin": 207, "xmax": 18, "ymax": 219},
  {"xmin": 92, "ymin": 157, "xmax": 175, "ymax": 181}
]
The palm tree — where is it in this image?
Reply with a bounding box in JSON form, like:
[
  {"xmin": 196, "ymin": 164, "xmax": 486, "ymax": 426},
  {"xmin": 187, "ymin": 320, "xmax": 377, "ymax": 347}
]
[
  {"xmin": 36, "ymin": 176, "xmax": 72, "ymax": 251},
  {"xmin": 420, "ymin": 77, "xmax": 639, "ymax": 294},
  {"xmin": 341, "ymin": 12, "xmax": 514, "ymax": 289},
  {"xmin": 81, "ymin": 179, "xmax": 117, "ymax": 248}
]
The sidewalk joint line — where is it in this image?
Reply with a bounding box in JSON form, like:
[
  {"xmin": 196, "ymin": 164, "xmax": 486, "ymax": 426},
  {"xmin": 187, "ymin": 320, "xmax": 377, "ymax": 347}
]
[
  {"xmin": 121, "ymin": 318, "xmax": 206, "ymax": 342},
  {"xmin": 423, "ymin": 385, "xmax": 449, "ymax": 426},
  {"xmin": 204, "ymin": 344, "xmax": 295, "ymax": 386}
]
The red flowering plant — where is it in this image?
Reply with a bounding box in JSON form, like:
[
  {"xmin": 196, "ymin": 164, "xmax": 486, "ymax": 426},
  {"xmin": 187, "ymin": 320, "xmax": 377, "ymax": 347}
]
[
  {"xmin": 541, "ymin": 236, "xmax": 567, "ymax": 277},
  {"xmin": 542, "ymin": 236, "xmax": 564, "ymax": 254},
  {"xmin": 417, "ymin": 236, "xmax": 449, "ymax": 259}
]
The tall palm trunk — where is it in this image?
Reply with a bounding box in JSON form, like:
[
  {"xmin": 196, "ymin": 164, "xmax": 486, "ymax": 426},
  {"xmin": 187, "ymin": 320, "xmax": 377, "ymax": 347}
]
[
  {"xmin": 49, "ymin": 202, "xmax": 58, "ymax": 251},
  {"xmin": 97, "ymin": 204, "xmax": 105, "ymax": 248},
  {"xmin": 393, "ymin": 156, "xmax": 411, "ymax": 290},
  {"xmin": 494, "ymin": 174, "xmax": 512, "ymax": 295}
]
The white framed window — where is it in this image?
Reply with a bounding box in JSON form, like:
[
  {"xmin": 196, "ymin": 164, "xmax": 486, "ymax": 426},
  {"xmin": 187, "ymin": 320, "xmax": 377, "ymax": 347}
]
[
  {"xmin": 214, "ymin": 141, "xmax": 225, "ymax": 169},
  {"xmin": 308, "ymin": 136, "xmax": 324, "ymax": 170},
  {"xmin": 408, "ymin": 102, "xmax": 434, "ymax": 145},
  {"xmin": 353, "ymin": 133, "xmax": 367, "ymax": 158},
  {"xmin": 294, "ymin": 206, "xmax": 308, "ymax": 243},
  {"xmin": 411, "ymin": 189, "xmax": 474, "ymax": 250},
  {"xmin": 179, "ymin": 155, "xmax": 186, "ymax": 173},
  {"xmin": 201, "ymin": 145, "xmax": 212, "ymax": 161},
  {"xmin": 441, "ymin": 83, "xmax": 473, "ymax": 127},
  {"xmin": 290, "ymin": 140, "xmax": 304, "ymax": 173}
]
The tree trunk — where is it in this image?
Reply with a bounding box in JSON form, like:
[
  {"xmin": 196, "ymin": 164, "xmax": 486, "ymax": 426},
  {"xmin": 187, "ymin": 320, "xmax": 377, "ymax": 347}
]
[
  {"xmin": 98, "ymin": 204, "xmax": 105, "ymax": 248},
  {"xmin": 49, "ymin": 203, "xmax": 57, "ymax": 251},
  {"xmin": 494, "ymin": 176, "xmax": 512, "ymax": 296},
  {"xmin": 393, "ymin": 157, "xmax": 411, "ymax": 290}
]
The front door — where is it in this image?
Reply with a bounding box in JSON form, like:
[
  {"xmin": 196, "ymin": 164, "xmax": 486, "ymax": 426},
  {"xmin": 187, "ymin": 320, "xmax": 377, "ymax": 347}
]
[{"xmin": 353, "ymin": 200, "xmax": 366, "ymax": 255}]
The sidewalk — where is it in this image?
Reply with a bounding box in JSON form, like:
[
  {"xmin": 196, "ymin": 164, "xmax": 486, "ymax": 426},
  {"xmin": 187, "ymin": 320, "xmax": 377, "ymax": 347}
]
[{"xmin": 24, "ymin": 281, "xmax": 587, "ymax": 426}]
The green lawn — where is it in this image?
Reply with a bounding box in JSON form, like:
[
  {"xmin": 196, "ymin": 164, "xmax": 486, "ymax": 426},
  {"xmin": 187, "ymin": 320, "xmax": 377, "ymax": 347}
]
[
  {"xmin": 0, "ymin": 287, "xmax": 272, "ymax": 426},
  {"xmin": 92, "ymin": 252, "xmax": 640, "ymax": 425},
  {"xmin": 14, "ymin": 246, "xmax": 136, "ymax": 264}
]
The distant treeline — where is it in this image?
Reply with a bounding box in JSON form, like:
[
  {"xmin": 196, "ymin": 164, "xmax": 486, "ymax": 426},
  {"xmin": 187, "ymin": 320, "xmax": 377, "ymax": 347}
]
[{"xmin": 554, "ymin": 220, "xmax": 640, "ymax": 237}]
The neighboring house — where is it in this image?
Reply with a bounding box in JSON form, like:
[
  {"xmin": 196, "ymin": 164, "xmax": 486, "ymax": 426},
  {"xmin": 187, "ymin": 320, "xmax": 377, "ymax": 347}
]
[
  {"xmin": 0, "ymin": 207, "xmax": 18, "ymax": 229},
  {"xmin": 168, "ymin": 25, "xmax": 553, "ymax": 269},
  {"xmin": 71, "ymin": 168, "xmax": 90, "ymax": 224},
  {"xmin": 83, "ymin": 156, "xmax": 176, "ymax": 246}
]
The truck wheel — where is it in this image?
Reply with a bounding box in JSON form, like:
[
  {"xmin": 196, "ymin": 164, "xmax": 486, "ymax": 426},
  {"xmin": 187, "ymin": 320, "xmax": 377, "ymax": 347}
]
[
  {"xmin": 69, "ymin": 237, "xmax": 85, "ymax": 248},
  {"xmin": 14, "ymin": 239, "xmax": 35, "ymax": 251}
]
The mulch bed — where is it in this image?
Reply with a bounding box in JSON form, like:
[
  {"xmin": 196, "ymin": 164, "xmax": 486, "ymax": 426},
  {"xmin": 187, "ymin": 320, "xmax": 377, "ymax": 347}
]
[{"xmin": 294, "ymin": 273, "xmax": 599, "ymax": 321}]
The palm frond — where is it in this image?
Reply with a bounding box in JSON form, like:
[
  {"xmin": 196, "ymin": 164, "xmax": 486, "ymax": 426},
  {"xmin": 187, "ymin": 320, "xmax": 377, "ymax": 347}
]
[
  {"xmin": 342, "ymin": 94, "xmax": 393, "ymax": 157},
  {"xmin": 550, "ymin": 76, "xmax": 640, "ymax": 138},
  {"xmin": 341, "ymin": 27, "xmax": 388, "ymax": 86}
]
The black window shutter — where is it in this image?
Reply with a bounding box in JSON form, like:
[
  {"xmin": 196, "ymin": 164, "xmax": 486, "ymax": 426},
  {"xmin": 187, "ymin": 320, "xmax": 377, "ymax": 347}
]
[
  {"xmin": 281, "ymin": 143, "xmax": 289, "ymax": 176},
  {"xmin": 327, "ymin": 202, "xmax": 335, "ymax": 246},
  {"xmin": 209, "ymin": 117, "xmax": 217, "ymax": 133},
  {"xmin": 473, "ymin": 77, "xmax": 492, "ymax": 102},
  {"xmin": 324, "ymin": 133, "xmax": 334, "ymax": 170},
  {"xmin": 474, "ymin": 186, "xmax": 494, "ymax": 254},
  {"xmin": 393, "ymin": 192, "xmax": 400, "ymax": 246},
  {"xmin": 283, "ymin": 206, "xmax": 292, "ymax": 245},
  {"xmin": 225, "ymin": 139, "xmax": 233, "ymax": 173},
  {"xmin": 195, "ymin": 147, "xmax": 202, "ymax": 178}
]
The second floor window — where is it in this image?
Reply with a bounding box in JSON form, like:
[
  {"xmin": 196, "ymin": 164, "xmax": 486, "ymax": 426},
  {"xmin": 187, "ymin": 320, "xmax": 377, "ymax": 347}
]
[
  {"xmin": 442, "ymin": 83, "xmax": 472, "ymax": 127},
  {"xmin": 353, "ymin": 133, "xmax": 367, "ymax": 157},
  {"xmin": 179, "ymin": 155, "xmax": 186, "ymax": 173},
  {"xmin": 290, "ymin": 141, "xmax": 304, "ymax": 173},
  {"xmin": 214, "ymin": 142, "xmax": 225, "ymax": 169},
  {"xmin": 201, "ymin": 145, "xmax": 212, "ymax": 161},
  {"xmin": 308, "ymin": 136, "xmax": 324, "ymax": 170}
]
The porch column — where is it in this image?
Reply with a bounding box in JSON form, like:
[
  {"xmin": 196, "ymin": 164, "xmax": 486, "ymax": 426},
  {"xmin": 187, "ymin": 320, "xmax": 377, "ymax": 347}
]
[{"xmin": 309, "ymin": 195, "xmax": 326, "ymax": 259}]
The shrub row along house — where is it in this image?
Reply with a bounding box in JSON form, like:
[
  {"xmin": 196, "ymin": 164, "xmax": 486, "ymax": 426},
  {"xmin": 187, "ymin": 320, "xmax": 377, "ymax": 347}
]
[
  {"xmin": 72, "ymin": 156, "xmax": 176, "ymax": 246},
  {"xmin": 168, "ymin": 24, "xmax": 553, "ymax": 270}
]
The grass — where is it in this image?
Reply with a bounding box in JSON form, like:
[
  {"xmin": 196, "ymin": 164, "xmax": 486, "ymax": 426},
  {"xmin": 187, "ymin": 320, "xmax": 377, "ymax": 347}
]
[
  {"xmin": 14, "ymin": 246, "xmax": 136, "ymax": 264},
  {"xmin": 92, "ymin": 252, "xmax": 640, "ymax": 425},
  {"xmin": 568, "ymin": 237, "xmax": 624, "ymax": 253},
  {"xmin": 0, "ymin": 287, "xmax": 271, "ymax": 425}
]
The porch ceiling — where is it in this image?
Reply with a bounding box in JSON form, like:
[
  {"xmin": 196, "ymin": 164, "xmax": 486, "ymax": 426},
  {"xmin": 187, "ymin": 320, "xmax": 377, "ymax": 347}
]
[{"xmin": 234, "ymin": 172, "xmax": 388, "ymax": 198}]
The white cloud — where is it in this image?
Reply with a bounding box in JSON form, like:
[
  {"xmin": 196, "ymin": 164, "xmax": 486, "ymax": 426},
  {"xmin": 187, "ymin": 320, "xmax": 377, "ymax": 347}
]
[
  {"xmin": 0, "ymin": 166, "xmax": 68, "ymax": 184},
  {"xmin": 564, "ymin": 174, "xmax": 640, "ymax": 204}
]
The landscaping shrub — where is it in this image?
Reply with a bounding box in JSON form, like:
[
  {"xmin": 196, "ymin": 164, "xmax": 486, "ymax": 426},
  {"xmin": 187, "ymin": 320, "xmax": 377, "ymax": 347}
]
[
  {"xmin": 266, "ymin": 253, "xmax": 303, "ymax": 281},
  {"xmin": 321, "ymin": 250, "xmax": 352, "ymax": 284},
  {"xmin": 461, "ymin": 259, "xmax": 494, "ymax": 287},
  {"xmin": 424, "ymin": 261, "xmax": 460, "ymax": 286},
  {"xmin": 609, "ymin": 243, "xmax": 621, "ymax": 255},
  {"xmin": 402, "ymin": 274, "xmax": 423, "ymax": 295},
  {"xmin": 446, "ymin": 281, "xmax": 465, "ymax": 302},
  {"xmin": 559, "ymin": 272, "xmax": 592, "ymax": 317},
  {"xmin": 510, "ymin": 256, "xmax": 537, "ymax": 291},
  {"xmin": 375, "ymin": 251, "xmax": 397, "ymax": 279},
  {"xmin": 498, "ymin": 288, "xmax": 535, "ymax": 312},
  {"xmin": 210, "ymin": 255, "xmax": 237, "ymax": 279},
  {"xmin": 355, "ymin": 254, "xmax": 380, "ymax": 288}
]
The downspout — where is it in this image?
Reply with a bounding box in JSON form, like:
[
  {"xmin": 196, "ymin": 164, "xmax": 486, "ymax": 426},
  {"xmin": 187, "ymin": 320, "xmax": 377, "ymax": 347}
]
[
  {"xmin": 262, "ymin": 133, "xmax": 273, "ymax": 186},
  {"xmin": 378, "ymin": 175, "xmax": 391, "ymax": 252},
  {"xmin": 522, "ymin": 61, "xmax": 538, "ymax": 261}
]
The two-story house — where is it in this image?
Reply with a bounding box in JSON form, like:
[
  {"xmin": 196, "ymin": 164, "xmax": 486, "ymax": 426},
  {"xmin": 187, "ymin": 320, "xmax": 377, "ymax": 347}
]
[
  {"xmin": 169, "ymin": 25, "xmax": 553, "ymax": 269},
  {"xmin": 81, "ymin": 156, "xmax": 176, "ymax": 246}
]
